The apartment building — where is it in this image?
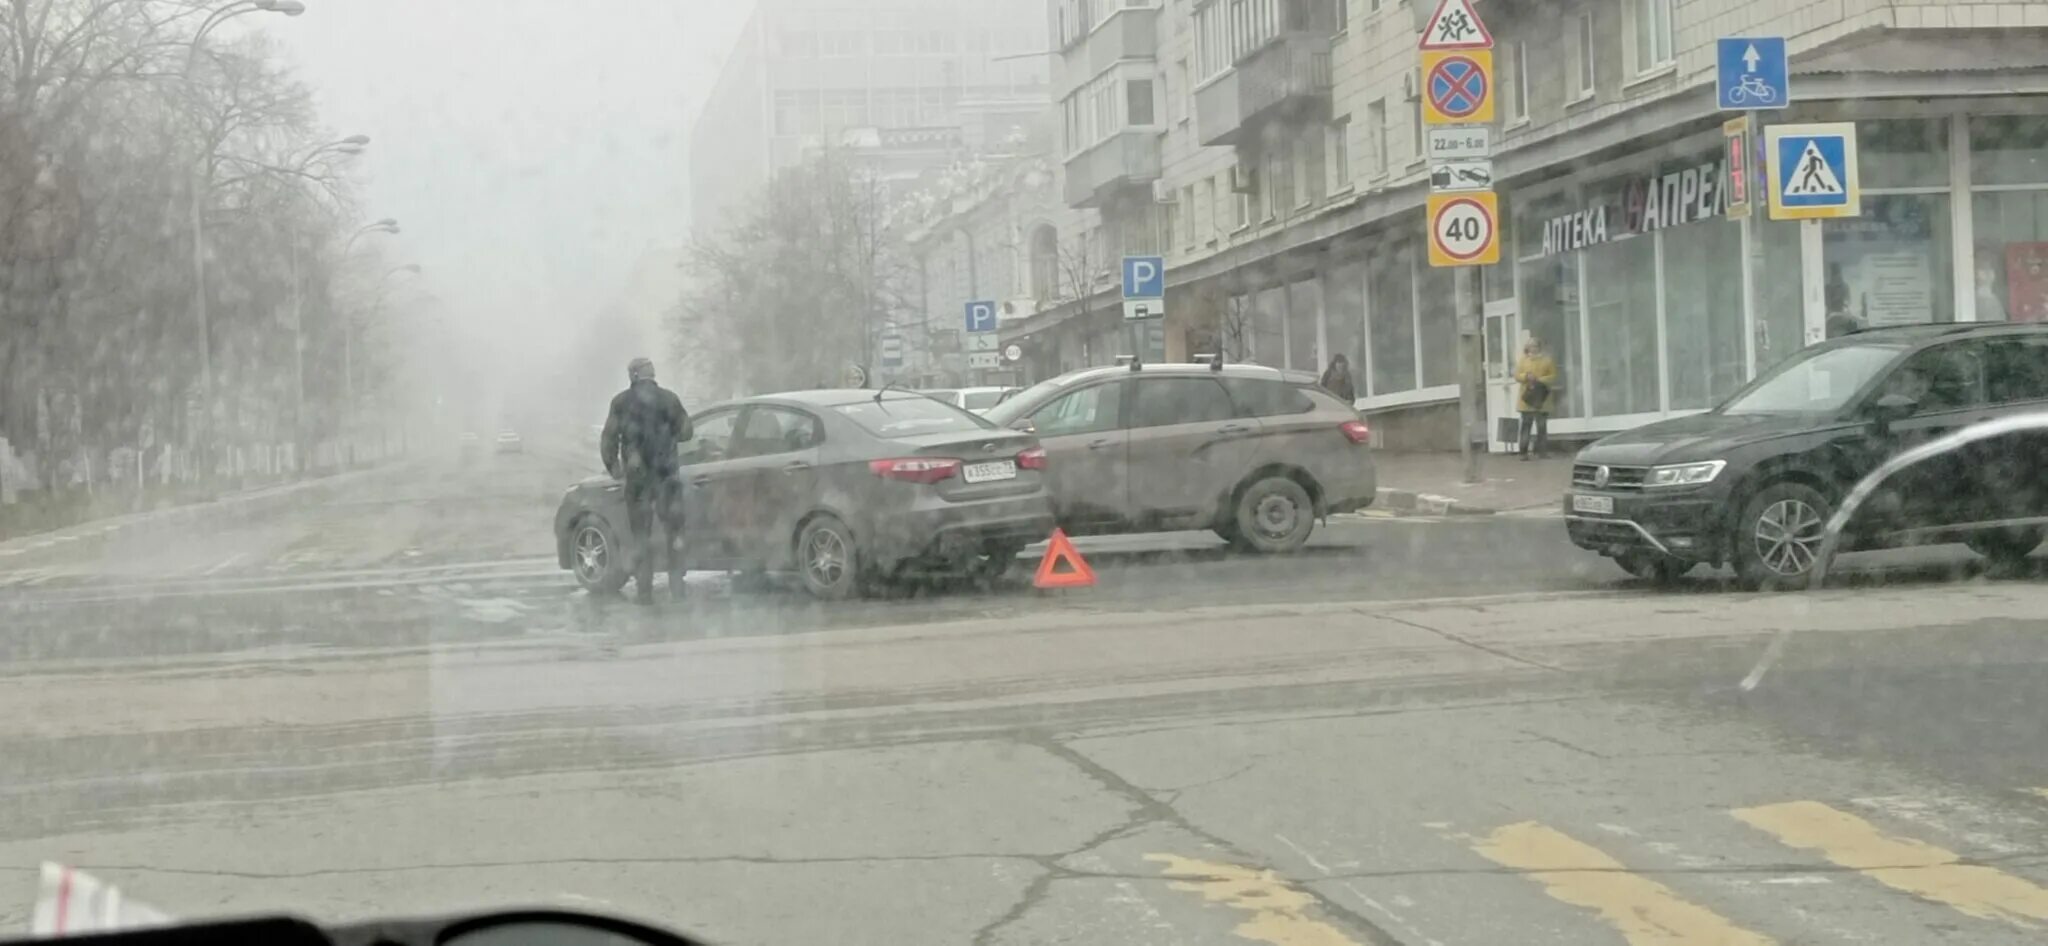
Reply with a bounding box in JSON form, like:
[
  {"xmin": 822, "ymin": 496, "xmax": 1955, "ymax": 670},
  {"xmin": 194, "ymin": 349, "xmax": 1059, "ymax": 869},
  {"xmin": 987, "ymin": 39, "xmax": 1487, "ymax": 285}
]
[
  {"xmin": 1002, "ymin": 0, "xmax": 2048, "ymax": 450},
  {"xmin": 687, "ymin": 0, "xmax": 1053, "ymax": 236}
]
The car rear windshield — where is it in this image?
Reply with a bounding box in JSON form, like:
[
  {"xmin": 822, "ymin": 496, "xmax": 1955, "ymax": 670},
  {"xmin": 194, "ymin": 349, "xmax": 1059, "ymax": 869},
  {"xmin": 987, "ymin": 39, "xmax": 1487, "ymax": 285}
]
[
  {"xmin": 835, "ymin": 397, "xmax": 992, "ymax": 436},
  {"xmin": 1222, "ymin": 377, "xmax": 1317, "ymax": 416},
  {"xmin": 962, "ymin": 390, "xmax": 1005, "ymax": 410}
]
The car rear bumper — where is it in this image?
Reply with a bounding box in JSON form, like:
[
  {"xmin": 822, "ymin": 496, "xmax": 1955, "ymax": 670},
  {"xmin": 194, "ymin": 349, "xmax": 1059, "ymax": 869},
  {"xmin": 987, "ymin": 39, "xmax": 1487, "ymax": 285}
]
[
  {"xmin": 1564, "ymin": 490, "xmax": 1726, "ymax": 561},
  {"xmin": 1317, "ymin": 462, "xmax": 1377, "ymax": 515},
  {"xmin": 864, "ymin": 495, "xmax": 1057, "ymax": 570}
]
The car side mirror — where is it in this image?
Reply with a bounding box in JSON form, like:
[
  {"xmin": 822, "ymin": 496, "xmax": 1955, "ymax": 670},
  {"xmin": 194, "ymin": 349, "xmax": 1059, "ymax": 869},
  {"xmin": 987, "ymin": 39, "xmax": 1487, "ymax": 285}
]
[
  {"xmin": 1868, "ymin": 392, "xmax": 1918, "ymax": 430},
  {"xmin": 1012, "ymin": 418, "xmax": 1036, "ymax": 434}
]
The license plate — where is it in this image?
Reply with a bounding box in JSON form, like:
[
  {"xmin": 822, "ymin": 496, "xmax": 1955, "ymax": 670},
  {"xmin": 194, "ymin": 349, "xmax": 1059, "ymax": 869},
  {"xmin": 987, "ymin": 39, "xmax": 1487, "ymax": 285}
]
[
  {"xmin": 962, "ymin": 460, "xmax": 1017, "ymax": 483},
  {"xmin": 1572, "ymin": 494, "xmax": 1614, "ymax": 515}
]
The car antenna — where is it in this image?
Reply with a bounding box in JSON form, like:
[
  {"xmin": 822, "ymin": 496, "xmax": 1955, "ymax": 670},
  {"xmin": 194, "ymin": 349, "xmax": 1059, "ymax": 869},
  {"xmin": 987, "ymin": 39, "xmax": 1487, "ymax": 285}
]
[{"xmin": 873, "ymin": 380, "xmax": 895, "ymax": 404}]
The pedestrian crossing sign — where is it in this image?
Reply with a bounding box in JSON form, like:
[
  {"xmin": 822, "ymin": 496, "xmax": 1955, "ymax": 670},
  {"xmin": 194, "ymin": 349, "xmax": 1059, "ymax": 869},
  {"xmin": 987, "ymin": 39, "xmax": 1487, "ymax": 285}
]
[{"xmin": 1765, "ymin": 122, "xmax": 1860, "ymax": 220}]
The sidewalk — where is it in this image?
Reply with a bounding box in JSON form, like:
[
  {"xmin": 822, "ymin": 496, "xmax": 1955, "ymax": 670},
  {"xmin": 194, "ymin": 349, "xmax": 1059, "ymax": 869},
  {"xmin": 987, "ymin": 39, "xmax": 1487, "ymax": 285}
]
[{"xmin": 1368, "ymin": 451, "xmax": 1574, "ymax": 516}]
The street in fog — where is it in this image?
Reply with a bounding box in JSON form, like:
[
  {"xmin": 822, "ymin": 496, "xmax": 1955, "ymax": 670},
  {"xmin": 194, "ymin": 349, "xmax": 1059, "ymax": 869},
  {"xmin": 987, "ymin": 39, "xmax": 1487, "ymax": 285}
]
[{"xmin": 2, "ymin": 445, "xmax": 2046, "ymax": 946}]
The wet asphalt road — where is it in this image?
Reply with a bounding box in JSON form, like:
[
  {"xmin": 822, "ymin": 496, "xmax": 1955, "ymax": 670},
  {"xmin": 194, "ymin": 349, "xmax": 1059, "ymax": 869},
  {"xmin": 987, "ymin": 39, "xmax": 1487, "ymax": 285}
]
[{"xmin": 1, "ymin": 444, "xmax": 2046, "ymax": 946}]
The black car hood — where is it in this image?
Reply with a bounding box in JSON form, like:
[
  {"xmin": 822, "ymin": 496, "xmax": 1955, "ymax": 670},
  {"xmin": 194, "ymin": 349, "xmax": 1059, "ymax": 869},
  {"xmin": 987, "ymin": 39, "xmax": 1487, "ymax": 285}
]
[{"xmin": 1577, "ymin": 411, "xmax": 1821, "ymax": 466}]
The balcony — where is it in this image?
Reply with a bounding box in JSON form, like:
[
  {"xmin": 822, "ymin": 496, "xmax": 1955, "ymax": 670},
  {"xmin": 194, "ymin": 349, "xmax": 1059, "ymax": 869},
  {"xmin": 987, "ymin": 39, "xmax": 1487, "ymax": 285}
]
[
  {"xmin": 1055, "ymin": 7, "xmax": 1159, "ymax": 100},
  {"xmin": 1063, "ymin": 129, "xmax": 1160, "ymax": 208},
  {"xmin": 1194, "ymin": 32, "xmax": 1333, "ymax": 147}
]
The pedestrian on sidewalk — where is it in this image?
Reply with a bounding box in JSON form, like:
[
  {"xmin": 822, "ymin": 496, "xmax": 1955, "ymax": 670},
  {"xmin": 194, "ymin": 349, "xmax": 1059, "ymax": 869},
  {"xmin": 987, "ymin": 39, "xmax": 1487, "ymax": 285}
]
[
  {"xmin": 1318, "ymin": 353, "xmax": 1356, "ymax": 403},
  {"xmin": 1514, "ymin": 337, "xmax": 1558, "ymax": 460},
  {"xmin": 601, "ymin": 357, "xmax": 693, "ymax": 604}
]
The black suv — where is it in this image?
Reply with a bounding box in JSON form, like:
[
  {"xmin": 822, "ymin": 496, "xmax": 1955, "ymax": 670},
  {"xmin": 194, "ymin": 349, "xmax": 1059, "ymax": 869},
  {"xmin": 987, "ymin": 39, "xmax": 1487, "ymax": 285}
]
[{"xmin": 1565, "ymin": 323, "xmax": 2048, "ymax": 588}]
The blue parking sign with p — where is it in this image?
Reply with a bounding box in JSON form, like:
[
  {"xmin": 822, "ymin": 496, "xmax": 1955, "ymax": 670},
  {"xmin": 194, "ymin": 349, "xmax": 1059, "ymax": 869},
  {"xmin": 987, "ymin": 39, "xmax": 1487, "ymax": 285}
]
[
  {"xmin": 963, "ymin": 300, "xmax": 997, "ymax": 333},
  {"xmin": 1122, "ymin": 256, "xmax": 1164, "ymax": 299}
]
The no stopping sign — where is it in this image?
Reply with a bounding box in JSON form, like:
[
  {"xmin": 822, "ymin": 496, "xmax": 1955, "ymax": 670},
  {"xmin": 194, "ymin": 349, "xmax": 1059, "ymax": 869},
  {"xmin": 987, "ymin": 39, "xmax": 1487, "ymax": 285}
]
[{"xmin": 1426, "ymin": 191, "xmax": 1499, "ymax": 267}]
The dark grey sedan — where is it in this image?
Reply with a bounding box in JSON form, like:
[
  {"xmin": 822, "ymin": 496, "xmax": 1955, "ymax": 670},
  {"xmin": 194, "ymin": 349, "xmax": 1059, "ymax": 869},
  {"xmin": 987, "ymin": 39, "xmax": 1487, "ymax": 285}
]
[{"xmin": 555, "ymin": 389, "xmax": 1056, "ymax": 599}]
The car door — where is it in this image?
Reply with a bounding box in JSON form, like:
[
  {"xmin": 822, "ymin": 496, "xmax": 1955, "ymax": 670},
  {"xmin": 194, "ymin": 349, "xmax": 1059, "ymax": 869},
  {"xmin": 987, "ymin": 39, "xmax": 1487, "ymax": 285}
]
[
  {"xmin": 1966, "ymin": 336, "xmax": 2048, "ymax": 525},
  {"xmin": 1852, "ymin": 341, "xmax": 1988, "ymax": 536},
  {"xmin": 1125, "ymin": 375, "xmax": 1257, "ymax": 526},
  {"xmin": 719, "ymin": 405, "xmax": 826, "ymax": 566},
  {"xmin": 677, "ymin": 408, "xmax": 742, "ymax": 566},
  {"xmin": 1024, "ymin": 378, "xmax": 1129, "ymax": 530}
]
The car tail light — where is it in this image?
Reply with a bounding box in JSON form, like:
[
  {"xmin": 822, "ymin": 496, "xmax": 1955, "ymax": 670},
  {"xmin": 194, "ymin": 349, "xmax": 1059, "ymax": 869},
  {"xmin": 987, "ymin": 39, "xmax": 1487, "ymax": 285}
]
[
  {"xmin": 869, "ymin": 457, "xmax": 961, "ymax": 484},
  {"xmin": 1339, "ymin": 420, "xmax": 1371, "ymax": 445},
  {"xmin": 1017, "ymin": 446, "xmax": 1047, "ymax": 471}
]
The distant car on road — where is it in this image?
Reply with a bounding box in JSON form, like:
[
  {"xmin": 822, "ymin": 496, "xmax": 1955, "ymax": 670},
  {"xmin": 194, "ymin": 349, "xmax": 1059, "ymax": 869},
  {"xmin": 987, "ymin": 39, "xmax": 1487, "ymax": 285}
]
[
  {"xmin": 982, "ymin": 363, "xmax": 1375, "ymax": 553},
  {"xmin": 920, "ymin": 386, "xmax": 1019, "ymax": 415},
  {"xmin": 554, "ymin": 389, "xmax": 1055, "ymax": 599},
  {"xmin": 495, "ymin": 430, "xmax": 523, "ymax": 454},
  {"xmin": 1566, "ymin": 323, "xmax": 2048, "ymax": 588}
]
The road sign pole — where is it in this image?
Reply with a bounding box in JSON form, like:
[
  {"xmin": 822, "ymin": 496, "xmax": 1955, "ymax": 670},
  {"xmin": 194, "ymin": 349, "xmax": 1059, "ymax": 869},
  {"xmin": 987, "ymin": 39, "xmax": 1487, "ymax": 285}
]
[
  {"xmin": 1455, "ymin": 266, "xmax": 1483, "ymax": 483},
  {"xmin": 1740, "ymin": 107, "xmax": 1761, "ymax": 378}
]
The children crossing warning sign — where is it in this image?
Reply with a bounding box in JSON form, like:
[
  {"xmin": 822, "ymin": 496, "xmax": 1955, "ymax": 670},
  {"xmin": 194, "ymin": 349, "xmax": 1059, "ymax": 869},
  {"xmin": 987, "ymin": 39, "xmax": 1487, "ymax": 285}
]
[{"xmin": 1766, "ymin": 122, "xmax": 1860, "ymax": 220}]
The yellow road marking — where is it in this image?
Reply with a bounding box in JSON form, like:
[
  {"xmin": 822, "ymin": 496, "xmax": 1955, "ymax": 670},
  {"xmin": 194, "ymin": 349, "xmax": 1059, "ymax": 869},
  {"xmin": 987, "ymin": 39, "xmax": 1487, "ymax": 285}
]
[
  {"xmin": 1471, "ymin": 822, "xmax": 1776, "ymax": 946},
  {"xmin": 1144, "ymin": 854, "xmax": 1363, "ymax": 946},
  {"xmin": 1735, "ymin": 800, "xmax": 2048, "ymax": 929}
]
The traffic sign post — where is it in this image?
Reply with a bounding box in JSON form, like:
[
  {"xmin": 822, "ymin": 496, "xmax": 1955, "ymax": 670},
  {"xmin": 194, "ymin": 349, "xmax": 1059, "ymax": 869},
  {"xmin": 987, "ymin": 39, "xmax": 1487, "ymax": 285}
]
[
  {"xmin": 1723, "ymin": 116, "xmax": 1752, "ymax": 219},
  {"xmin": 967, "ymin": 352, "xmax": 1001, "ymax": 369},
  {"xmin": 1427, "ymin": 192, "xmax": 1500, "ymax": 267},
  {"xmin": 1421, "ymin": 50, "xmax": 1493, "ymax": 126},
  {"xmin": 1766, "ymin": 122, "xmax": 1859, "ymax": 220},
  {"xmin": 1716, "ymin": 37, "xmax": 1788, "ymax": 111},
  {"xmin": 1121, "ymin": 255, "xmax": 1164, "ymax": 300},
  {"xmin": 1418, "ymin": 0, "xmax": 1492, "ymax": 50},
  {"xmin": 879, "ymin": 332, "xmax": 904, "ymax": 368}
]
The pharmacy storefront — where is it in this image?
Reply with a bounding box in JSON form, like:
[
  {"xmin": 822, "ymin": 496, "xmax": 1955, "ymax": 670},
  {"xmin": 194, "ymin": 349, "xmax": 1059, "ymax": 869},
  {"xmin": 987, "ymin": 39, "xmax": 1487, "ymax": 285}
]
[{"xmin": 1492, "ymin": 103, "xmax": 2048, "ymax": 447}]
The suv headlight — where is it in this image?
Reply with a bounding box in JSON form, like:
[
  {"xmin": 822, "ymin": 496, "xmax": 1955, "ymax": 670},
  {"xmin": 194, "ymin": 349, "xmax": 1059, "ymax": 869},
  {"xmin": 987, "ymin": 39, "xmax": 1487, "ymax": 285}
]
[{"xmin": 1644, "ymin": 460, "xmax": 1726, "ymax": 487}]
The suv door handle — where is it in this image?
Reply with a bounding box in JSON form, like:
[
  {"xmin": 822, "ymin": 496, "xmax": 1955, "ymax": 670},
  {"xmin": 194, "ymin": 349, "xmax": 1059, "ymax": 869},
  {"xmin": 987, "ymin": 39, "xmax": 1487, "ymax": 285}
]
[
  {"xmin": 781, "ymin": 460, "xmax": 811, "ymax": 474},
  {"xmin": 1218, "ymin": 423, "xmax": 1252, "ymax": 435},
  {"xmin": 690, "ymin": 474, "xmax": 712, "ymax": 487},
  {"xmin": 1087, "ymin": 438, "xmax": 1115, "ymax": 450}
]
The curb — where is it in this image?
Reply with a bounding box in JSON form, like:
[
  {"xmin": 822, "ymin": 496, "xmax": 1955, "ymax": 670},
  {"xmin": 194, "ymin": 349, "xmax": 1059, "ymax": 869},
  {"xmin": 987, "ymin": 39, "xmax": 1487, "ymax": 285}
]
[
  {"xmin": 0, "ymin": 462, "xmax": 410, "ymax": 555},
  {"xmin": 1369, "ymin": 487, "xmax": 1498, "ymax": 517}
]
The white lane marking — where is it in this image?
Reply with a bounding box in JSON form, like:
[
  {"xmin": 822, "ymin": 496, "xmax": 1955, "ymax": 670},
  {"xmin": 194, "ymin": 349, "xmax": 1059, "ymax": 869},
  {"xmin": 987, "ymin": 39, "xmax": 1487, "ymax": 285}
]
[
  {"xmin": 1274, "ymin": 833, "xmax": 1333, "ymax": 875},
  {"xmin": 1276, "ymin": 833, "xmax": 1445, "ymax": 946},
  {"xmin": 202, "ymin": 553, "xmax": 246, "ymax": 576}
]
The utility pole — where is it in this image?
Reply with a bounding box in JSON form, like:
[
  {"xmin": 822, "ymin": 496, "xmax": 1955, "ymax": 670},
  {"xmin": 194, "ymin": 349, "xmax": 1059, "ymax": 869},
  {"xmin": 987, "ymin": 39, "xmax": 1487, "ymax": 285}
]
[{"xmin": 1455, "ymin": 266, "xmax": 1483, "ymax": 484}]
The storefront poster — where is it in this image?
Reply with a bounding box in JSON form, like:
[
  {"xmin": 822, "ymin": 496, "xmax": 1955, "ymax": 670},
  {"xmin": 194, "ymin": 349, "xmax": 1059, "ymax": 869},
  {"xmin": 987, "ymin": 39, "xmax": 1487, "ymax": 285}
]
[
  {"xmin": 2006, "ymin": 243, "xmax": 2048, "ymax": 322},
  {"xmin": 1859, "ymin": 253, "xmax": 1934, "ymax": 327}
]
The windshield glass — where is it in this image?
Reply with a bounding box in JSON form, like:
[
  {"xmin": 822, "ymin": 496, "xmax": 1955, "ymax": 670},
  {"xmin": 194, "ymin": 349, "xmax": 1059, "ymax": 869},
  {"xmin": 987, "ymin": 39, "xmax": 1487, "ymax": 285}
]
[
  {"xmin": 9, "ymin": 4, "xmax": 2045, "ymax": 946},
  {"xmin": 1721, "ymin": 343, "xmax": 1904, "ymax": 414},
  {"xmin": 834, "ymin": 397, "xmax": 992, "ymax": 436}
]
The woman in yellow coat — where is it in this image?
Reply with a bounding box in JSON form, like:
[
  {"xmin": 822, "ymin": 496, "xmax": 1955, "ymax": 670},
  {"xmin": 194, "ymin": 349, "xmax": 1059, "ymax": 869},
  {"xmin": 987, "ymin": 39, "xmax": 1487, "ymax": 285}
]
[{"xmin": 1513, "ymin": 337, "xmax": 1559, "ymax": 459}]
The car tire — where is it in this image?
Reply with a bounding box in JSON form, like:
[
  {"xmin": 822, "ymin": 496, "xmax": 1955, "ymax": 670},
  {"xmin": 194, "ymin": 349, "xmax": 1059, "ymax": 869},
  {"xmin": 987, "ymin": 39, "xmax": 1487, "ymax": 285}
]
[
  {"xmin": 1231, "ymin": 475, "xmax": 1316, "ymax": 554},
  {"xmin": 1732, "ymin": 482, "xmax": 1832, "ymax": 591},
  {"xmin": 569, "ymin": 516, "xmax": 631, "ymax": 595},
  {"xmin": 1965, "ymin": 526, "xmax": 2044, "ymax": 566},
  {"xmin": 795, "ymin": 515, "xmax": 865, "ymax": 600},
  {"xmin": 1615, "ymin": 550, "xmax": 1696, "ymax": 584}
]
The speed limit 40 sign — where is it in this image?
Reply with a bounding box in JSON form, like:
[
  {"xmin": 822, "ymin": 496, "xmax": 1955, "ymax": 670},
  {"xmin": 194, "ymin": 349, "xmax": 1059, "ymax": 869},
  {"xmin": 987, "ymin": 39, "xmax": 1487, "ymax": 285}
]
[{"xmin": 1426, "ymin": 191, "xmax": 1500, "ymax": 267}]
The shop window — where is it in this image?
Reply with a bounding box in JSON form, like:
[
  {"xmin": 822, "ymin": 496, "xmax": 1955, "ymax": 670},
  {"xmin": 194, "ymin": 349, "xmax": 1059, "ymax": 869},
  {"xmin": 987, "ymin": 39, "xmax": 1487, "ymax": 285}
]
[
  {"xmin": 1855, "ymin": 118, "xmax": 1949, "ymax": 190},
  {"xmin": 1416, "ymin": 262, "xmax": 1456, "ymax": 387},
  {"xmin": 1755, "ymin": 217, "xmax": 1805, "ymax": 370},
  {"xmin": 1516, "ymin": 253, "xmax": 1583, "ymax": 418},
  {"xmin": 1326, "ymin": 262, "xmax": 1367, "ymax": 392},
  {"xmin": 1972, "ymin": 192, "xmax": 2048, "ymax": 322},
  {"xmin": 1253, "ymin": 287, "xmax": 1286, "ymax": 365},
  {"xmin": 1368, "ymin": 242, "xmax": 1417, "ymax": 393},
  {"xmin": 1822, "ymin": 194, "xmax": 1954, "ymax": 332},
  {"xmin": 1664, "ymin": 216, "xmax": 1746, "ymax": 410},
  {"xmin": 1584, "ymin": 233, "xmax": 1659, "ymax": 416},
  {"xmin": 1970, "ymin": 116, "xmax": 2048, "ymax": 186},
  {"xmin": 1287, "ymin": 278, "xmax": 1320, "ymax": 371}
]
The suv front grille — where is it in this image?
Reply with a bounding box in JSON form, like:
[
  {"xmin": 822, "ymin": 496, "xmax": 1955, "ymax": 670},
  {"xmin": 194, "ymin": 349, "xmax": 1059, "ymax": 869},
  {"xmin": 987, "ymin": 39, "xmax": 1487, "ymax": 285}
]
[{"xmin": 1572, "ymin": 464, "xmax": 1649, "ymax": 490}]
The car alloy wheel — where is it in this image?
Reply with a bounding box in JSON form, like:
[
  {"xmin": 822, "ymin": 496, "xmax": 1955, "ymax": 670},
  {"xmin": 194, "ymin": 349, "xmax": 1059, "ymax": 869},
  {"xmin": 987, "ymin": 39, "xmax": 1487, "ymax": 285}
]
[
  {"xmin": 1753, "ymin": 497, "xmax": 1825, "ymax": 577},
  {"xmin": 796, "ymin": 516, "xmax": 865, "ymax": 600},
  {"xmin": 570, "ymin": 518, "xmax": 629, "ymax": 594}
]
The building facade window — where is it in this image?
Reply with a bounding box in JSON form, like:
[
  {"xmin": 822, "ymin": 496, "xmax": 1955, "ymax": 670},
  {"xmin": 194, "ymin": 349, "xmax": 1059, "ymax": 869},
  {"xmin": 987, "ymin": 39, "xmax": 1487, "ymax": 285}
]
[
  {"xmin": 1573, "ymin": 13, "xmax": 1596, "ymax": 99},
  {"xmin": 1127, "ymin": 78, "xmax": 1155, "ymax": 126},
  {"xmin": 1300, "ymin": 124, "xmax": 1325, "ymax": 206},
  {"xmin": 1631, "ymin": 0, "xmax": 1674, "ymax": 72},
  {"xmin": 1971, "ymin": 115, "xmax": 2048, "ymax": 322},
  {"xmin": 1504, "ymin": 42, "xmax": 1527, "ymax": 121},
  {"xmin": 1367, "ymin": 98, "xmax": 1387, "ymax": 176},
  {"xmin": 1329, "ymin": 116, "xmax": 1351, "ymax": 190},
  {"xmin": 1823, "ymin": 118, "xmax": 1954, "ymax": 331},
  {"xmin": 1367, "ymin": 240, "xmax": 1417, "ymax": 393}
]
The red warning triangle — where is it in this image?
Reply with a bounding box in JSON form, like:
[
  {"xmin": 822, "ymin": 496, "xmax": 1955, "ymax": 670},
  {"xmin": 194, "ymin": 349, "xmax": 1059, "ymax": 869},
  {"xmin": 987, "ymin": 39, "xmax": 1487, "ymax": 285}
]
[
  {"xmin": 1417, "ymin": 0, "xmax": 1492, "ymax": 51},
  {"xmin": 1033, "ymin": 529, "xmax": 1097, "ymax": 589}
]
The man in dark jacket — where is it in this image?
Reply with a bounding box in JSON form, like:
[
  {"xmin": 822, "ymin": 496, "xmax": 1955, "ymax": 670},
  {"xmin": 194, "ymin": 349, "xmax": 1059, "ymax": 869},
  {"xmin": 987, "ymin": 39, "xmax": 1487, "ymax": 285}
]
[{"xmin": 601, "ymin": 357, "xmax": 692, "ymax": 602}]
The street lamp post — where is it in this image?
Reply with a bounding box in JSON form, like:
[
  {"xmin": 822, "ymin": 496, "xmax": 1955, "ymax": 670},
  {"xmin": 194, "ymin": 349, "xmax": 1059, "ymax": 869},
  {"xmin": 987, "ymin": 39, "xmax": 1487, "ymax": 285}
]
[
  {"xmin": 266, "ymin": 135, "xmax": 371, "ymax": 473},
  {"xmin": 185, "ymin": 0, "xmax": 306, "ymax": 476},
  {"xmin": 342, "ymin": 263, "xmax": 420, "ymax": 465}
]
